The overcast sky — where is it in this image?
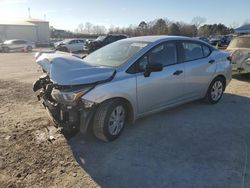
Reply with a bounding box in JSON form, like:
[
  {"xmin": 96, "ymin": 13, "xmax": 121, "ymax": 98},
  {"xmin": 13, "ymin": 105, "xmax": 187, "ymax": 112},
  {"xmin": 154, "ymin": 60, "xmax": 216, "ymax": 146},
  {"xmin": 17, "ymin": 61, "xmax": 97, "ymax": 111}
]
[{"xmin": 0, "ymin": 0, "xmax": 249, "ymax": 31}]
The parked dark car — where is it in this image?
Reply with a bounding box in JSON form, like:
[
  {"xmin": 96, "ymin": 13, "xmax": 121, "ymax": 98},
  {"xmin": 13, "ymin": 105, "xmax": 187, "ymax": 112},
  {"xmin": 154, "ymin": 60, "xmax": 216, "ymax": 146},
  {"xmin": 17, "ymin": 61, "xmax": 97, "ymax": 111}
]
[
  {"xmin": 209, "ymin": 35, "xmax": 233, "ymax": 47},
  {"xmin": 209, "ymin": 37, "xmax": 223, "ymax": 47},
  {"xmin": 197, "ymin": 37, "xmax": 210, "ymax": 44},
  {"xmin": 84, "ymin": 34, "xmax": 128, "ymax": 53}
]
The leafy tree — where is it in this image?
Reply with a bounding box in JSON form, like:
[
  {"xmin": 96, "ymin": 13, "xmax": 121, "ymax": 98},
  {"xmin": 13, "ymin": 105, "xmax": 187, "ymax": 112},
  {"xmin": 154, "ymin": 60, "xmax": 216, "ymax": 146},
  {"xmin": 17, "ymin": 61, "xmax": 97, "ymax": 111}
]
[
  {"xmin": 152, "ymin": 19, "xmax": 168, "ymax": 35},
  {"xmin": 168, "ymin": 23, "xmax": 180, "ymax": 35}
]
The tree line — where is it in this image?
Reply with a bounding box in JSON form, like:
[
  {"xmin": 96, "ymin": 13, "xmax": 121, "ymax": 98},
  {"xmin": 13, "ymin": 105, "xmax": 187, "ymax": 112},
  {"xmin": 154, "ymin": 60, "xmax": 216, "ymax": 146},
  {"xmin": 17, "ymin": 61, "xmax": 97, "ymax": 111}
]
[{"xmin": 52, "ymin": 17, "xmax": 236, "ymax": 38}]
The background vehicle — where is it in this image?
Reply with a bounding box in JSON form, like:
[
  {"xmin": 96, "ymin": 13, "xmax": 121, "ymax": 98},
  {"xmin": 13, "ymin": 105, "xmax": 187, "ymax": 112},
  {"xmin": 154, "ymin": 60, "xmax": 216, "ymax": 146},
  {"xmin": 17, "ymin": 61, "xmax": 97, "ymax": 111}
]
[
  {"xmin": 197, "ymin": 37, "xmax": 210, "ymax": 44},
  {"xmin": 0, "ymin": 39, "xmax": 3, "ymax": 52},
  {"xmin": 1, "ymin": 39, "xmax": 35, "ymax": 53},
  {"xmin": 34, "ymin": 36, "xmax": 231, "ymax": 142},
  {"xmin": 226, "ymin": 35, "xmax": 250, "ymax": 73},
  {"xmin": 55, "ymin": 38, "xmax": 86, "ymax": 52},
  {"xmin": 209, "ymin": 35, "xmax": 233, "ymax": 47},
  {"xmin": 50, "ymin": 39, "xmax": 62, "ymax": 47},
  {"xmin": 209, "ymin": 37, "xmax": 223, "ymax": 47},
  {"xmin": 84, "ymin": 34, "xmax": 127, "ymax": 53}
]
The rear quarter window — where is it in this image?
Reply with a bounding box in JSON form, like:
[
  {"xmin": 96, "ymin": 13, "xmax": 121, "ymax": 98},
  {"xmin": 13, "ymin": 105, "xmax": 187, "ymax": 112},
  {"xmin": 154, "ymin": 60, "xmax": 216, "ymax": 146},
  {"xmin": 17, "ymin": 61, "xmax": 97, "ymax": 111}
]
[
  {"xmin": 182, "ymin": 42, "xmax": 203, "ymax": 61},
  {"xmin": 202, "ymin": 45, "xmax": 211, "ymax": 57},
  {"xmin": 182, "ymin": 41, "xmax": 212, "ymax": 61}
]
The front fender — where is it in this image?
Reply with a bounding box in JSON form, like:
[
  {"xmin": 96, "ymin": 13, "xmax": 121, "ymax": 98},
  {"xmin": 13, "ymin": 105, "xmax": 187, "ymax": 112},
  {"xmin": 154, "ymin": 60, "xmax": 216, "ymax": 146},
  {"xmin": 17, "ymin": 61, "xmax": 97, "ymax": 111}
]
[{"xmin": 81, "ymin": 75, "xmax": 137, "ymax": 121}]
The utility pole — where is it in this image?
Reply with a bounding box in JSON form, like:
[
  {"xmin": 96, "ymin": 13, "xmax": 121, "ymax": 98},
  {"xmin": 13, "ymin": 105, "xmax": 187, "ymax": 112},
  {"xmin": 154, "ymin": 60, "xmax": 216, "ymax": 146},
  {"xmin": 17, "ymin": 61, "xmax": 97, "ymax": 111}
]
[{"xmin": 28, "ymin": 8, "xmax": 31, "ymax": 19}]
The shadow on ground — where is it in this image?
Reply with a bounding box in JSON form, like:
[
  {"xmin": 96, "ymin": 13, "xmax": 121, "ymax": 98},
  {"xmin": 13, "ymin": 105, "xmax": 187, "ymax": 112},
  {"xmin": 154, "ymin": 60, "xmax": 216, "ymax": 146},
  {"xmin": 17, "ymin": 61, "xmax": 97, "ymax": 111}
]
[
  {"xmin": 233, "ymin": 73, "xmax": 250, "ymax": 83},
  {"xmin": 68, "ymin": 93, "xmax": 250, "ymax": 188}
]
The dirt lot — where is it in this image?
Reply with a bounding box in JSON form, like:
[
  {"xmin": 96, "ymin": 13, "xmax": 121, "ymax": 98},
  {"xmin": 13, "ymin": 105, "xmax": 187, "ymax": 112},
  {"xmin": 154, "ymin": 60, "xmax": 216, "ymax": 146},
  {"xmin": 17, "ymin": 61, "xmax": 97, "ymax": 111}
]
[{"xmin": 0, "ymin": 52, "xmax": 250, "ymax": 188}]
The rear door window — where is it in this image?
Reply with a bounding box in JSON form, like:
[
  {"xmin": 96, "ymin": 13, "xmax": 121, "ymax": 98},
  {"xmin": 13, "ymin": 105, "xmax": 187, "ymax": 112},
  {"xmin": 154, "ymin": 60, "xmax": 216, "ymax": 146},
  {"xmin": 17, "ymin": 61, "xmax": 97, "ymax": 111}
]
[
  {"xmin": 69, "ymin": 40, "xmax": 76, "ymax": 44},
  {"xmin": 182, "ymin": 42, "xmax": 203, "ymax": 61}
]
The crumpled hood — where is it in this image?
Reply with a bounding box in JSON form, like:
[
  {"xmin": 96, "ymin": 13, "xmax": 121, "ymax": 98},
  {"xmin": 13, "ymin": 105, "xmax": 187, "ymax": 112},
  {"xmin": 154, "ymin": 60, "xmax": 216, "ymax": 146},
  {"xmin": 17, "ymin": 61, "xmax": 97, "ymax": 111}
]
[{"xmin": 36, "ymin": 51, "xmax": 115, "ymax": 86}]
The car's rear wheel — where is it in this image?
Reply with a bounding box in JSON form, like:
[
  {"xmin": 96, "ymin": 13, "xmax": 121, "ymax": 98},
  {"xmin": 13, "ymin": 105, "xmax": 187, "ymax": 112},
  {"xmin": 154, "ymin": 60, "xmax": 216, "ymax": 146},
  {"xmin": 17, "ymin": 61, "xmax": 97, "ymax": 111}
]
[
  {"xmin": 93, "ymin": 99, "xmax": 127, "ymax": 142},
  {"xmin": 204, "ymin": 77, "xmax": 225, "ymax": 104},
  {"xmin": 56, "ymin": 46, "xmax": 69, "ymax": 52},
  {"xmin": 27, "ymin": 46, "xmax": 32, "ymax": 52}
]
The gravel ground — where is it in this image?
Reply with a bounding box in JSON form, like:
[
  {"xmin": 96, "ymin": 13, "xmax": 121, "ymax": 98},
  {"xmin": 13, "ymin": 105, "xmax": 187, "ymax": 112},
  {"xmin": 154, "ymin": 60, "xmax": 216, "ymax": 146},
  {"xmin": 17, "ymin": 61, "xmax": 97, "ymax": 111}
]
[{"xmin": 0, "ymin": 52, "xmax": 250, "ymax": 188}]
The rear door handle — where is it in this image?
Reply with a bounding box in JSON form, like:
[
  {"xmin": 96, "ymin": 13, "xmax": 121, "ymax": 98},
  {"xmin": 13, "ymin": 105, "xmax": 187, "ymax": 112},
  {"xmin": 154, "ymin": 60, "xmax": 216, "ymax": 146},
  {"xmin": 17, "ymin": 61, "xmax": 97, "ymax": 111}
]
[
  {"xmin": 208, "ymin": 59, "xmax": 215, "ymax": 64},
  {"xmin": 173, "ymin": 70, "xmax": 183, "ymax": 76}
]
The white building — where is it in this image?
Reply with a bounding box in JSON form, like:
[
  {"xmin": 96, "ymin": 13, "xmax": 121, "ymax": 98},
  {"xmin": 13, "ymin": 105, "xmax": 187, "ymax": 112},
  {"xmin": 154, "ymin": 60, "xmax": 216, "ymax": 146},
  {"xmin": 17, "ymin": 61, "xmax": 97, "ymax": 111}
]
[{"xmin": 0, "ymin": 19, "xmax": 50, "ymax": 45}]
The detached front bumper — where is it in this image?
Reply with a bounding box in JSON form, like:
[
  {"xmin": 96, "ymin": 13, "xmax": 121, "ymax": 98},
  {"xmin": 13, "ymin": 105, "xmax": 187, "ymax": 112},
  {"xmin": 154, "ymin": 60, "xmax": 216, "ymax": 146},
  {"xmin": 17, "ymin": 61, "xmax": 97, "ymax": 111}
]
[{"xmin": 41, "ymin": 96, "xmax": 96, "ymax": 134}]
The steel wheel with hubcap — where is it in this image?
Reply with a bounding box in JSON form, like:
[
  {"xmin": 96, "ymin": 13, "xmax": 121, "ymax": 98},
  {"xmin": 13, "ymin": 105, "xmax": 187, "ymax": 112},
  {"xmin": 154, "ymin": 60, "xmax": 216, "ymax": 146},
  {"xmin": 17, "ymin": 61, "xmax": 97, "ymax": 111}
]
[
  {"xmin": 211, "ymin": 81, "xmax": 223, "ymax": 101},
  {"xmin": 93, "ymin": 99, "xmax": 127, "ymax": 142},
  {"xmin": 108, "ymin": 105, "xmax": 125, "ymax": 136}
]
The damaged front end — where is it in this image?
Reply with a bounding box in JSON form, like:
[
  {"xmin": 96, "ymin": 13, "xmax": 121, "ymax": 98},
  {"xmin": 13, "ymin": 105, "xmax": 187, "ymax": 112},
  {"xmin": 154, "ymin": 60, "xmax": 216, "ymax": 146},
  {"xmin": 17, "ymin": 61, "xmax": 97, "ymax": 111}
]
[
  {"xmin": 33, "ymin": 51, "xmax": 116, "ymax": 134},
  {"xmin": 33, "ymin": 75, "xmax": 97, "ymax": 134}
]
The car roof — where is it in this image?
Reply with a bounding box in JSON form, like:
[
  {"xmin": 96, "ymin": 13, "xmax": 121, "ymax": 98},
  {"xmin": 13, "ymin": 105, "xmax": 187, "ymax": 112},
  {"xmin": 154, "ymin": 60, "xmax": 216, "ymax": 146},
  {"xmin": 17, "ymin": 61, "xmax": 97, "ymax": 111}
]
[
  {"xmin": 107, "ymin": 34, "xmax": 127, "ymax": 37},
  {"xmin": 4, "ymin": 39, "xmax": 27, "ymax": 43},
  {"xmin": 124, "ymin": 35, "xmax": 192, "ymax": 43}
]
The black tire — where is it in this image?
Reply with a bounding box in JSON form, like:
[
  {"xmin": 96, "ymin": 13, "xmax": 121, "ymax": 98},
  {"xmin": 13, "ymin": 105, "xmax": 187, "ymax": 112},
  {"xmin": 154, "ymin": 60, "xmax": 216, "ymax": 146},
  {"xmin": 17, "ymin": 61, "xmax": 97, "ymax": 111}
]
[
  {"xmin": 3, "ymin": 47, "xmax": 9, "ymax": 53},
  {"xmin": 93, "ymin": 99, "xmax": 127, "ymax": 142},
  {"xmin": 57, "ymin": 46, "xmax": 69, "ymax": 52},
  {"xmin": 204, "ymin": 77, "xmax": 225, "ymax": 104},
  {"xmin": 27, "ymin": 46, "xmax": 32, "ymax": 52}
]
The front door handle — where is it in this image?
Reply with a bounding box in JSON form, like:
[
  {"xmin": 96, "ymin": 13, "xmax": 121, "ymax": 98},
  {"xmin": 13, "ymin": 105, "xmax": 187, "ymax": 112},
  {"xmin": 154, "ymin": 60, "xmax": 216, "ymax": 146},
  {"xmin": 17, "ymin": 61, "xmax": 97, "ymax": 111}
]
[
  {"xmin": 173, "ymin": 70, "xmax": 183, "ymax": 76},
  {"xmin": 208, "ymin": 59, "xmax": 215, "ymax": 64}
]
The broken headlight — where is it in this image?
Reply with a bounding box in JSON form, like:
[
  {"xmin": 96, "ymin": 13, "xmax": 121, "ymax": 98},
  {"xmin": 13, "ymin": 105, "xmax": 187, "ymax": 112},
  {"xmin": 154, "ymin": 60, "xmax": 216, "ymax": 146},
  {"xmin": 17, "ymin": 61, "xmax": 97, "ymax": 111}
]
[{"xmin": 51, "ymin": 86, "xmax": 93, "ymax": 105}]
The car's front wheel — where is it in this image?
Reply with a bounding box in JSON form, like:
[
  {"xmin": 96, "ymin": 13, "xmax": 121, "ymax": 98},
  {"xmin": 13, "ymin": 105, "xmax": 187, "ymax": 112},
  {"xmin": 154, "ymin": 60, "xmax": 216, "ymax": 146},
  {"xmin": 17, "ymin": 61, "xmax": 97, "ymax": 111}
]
[
  {"xmin": 204, "ymin": 77, "xmax": 225, "ymax": 104},
  {"xmin": 3, "ymin": 47, "xmax": 9, "ymax": 53},
  {"xmin": 93, "ymin": 99, "xmax": 127, "ymax": 142}
]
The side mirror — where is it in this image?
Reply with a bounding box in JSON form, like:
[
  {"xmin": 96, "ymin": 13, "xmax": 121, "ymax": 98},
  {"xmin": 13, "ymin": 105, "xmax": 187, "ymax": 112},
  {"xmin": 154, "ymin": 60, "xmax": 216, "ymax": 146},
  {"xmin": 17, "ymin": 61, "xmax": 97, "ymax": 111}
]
[{"xmin": 144, "ymin": 63, "xmax": 163, "ymax": 77}]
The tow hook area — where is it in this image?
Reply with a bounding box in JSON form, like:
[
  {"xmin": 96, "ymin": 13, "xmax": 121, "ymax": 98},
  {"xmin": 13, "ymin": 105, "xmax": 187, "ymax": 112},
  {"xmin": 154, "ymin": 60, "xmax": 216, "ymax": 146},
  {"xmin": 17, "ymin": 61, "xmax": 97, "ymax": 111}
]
[{"xmin": 42, "ymin": 97, "xmax": 97, "ymax": 135}]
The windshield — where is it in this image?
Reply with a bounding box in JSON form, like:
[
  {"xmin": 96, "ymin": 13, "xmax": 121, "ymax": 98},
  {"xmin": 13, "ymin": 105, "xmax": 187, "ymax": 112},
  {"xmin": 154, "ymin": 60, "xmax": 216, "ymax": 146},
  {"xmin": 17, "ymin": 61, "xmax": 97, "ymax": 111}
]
[
  {"xmin": 60, "ymin": 39, "xmax": 72, "ymax": 44},
  {"xmin": 96, "ymin": 36, "xmax": 106, "ymax": 41},
  {"xmin": 83, "ymin": 40, "xmax": 149, "ymax": 67},
  {"xmin": 228, "ymin": 37, "xmax": 250, "ymax": 49}
]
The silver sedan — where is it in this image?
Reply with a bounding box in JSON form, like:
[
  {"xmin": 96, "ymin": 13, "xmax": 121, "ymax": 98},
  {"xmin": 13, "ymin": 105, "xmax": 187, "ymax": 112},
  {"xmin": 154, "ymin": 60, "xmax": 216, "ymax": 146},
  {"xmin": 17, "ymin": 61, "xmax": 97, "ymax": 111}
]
[{"xmin": 34, "ymin": 36, "xmax": 232, "ymax": 142}]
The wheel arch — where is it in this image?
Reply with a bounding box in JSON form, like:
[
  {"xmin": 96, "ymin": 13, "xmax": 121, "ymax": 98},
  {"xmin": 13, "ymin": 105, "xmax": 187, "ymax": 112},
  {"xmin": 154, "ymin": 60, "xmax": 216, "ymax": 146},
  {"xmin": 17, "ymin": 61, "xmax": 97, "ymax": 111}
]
[{"xmin": 212, "ymin": 74, "xmax": 226, "ymax": 90}]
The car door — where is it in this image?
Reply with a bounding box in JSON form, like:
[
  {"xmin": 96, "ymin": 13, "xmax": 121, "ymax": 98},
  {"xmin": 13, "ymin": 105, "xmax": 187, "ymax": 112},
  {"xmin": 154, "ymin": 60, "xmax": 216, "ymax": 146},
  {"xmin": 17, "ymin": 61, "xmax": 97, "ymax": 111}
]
[
  {"xmin": 136, "ymin": 42, "xmax": 185, "ymax": 114},
  {"xmin": 19, "ymin": 40, "xmax": 27, "ymax": 50},
  {"xmin": 10, "ymin": 40, "xmax": 19, "ymax": 50},
  {"xmin": 76, "ymin": 40, "xmax": 85, "ymax": 51},
  {"xmin": 68, "ymin": 40, "xmax": 77, "ymax": 52},
  {"xmin": 180, "ymin": 41, "xmax": 216, "ymax": 98}
]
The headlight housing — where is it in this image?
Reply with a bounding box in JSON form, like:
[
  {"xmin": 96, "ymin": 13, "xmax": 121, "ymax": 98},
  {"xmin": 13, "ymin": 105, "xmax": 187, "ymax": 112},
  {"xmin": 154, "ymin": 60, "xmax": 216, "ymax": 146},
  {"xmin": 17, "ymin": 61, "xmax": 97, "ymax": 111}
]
[{"xmin": 51, "ymin": 86, "xmax": 93, "ymax": 105}]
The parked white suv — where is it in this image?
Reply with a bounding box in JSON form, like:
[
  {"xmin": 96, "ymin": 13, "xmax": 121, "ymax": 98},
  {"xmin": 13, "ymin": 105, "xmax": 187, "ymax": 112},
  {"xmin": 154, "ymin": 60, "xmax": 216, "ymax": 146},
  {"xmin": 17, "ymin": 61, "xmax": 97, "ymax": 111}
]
[
  {"xmin": 55, "ymin": 39, "xmax": 86, "ymax": 52},
  {"xmin": 1, "ymin": 39, "xmax": 35, "ymax": 52}
]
